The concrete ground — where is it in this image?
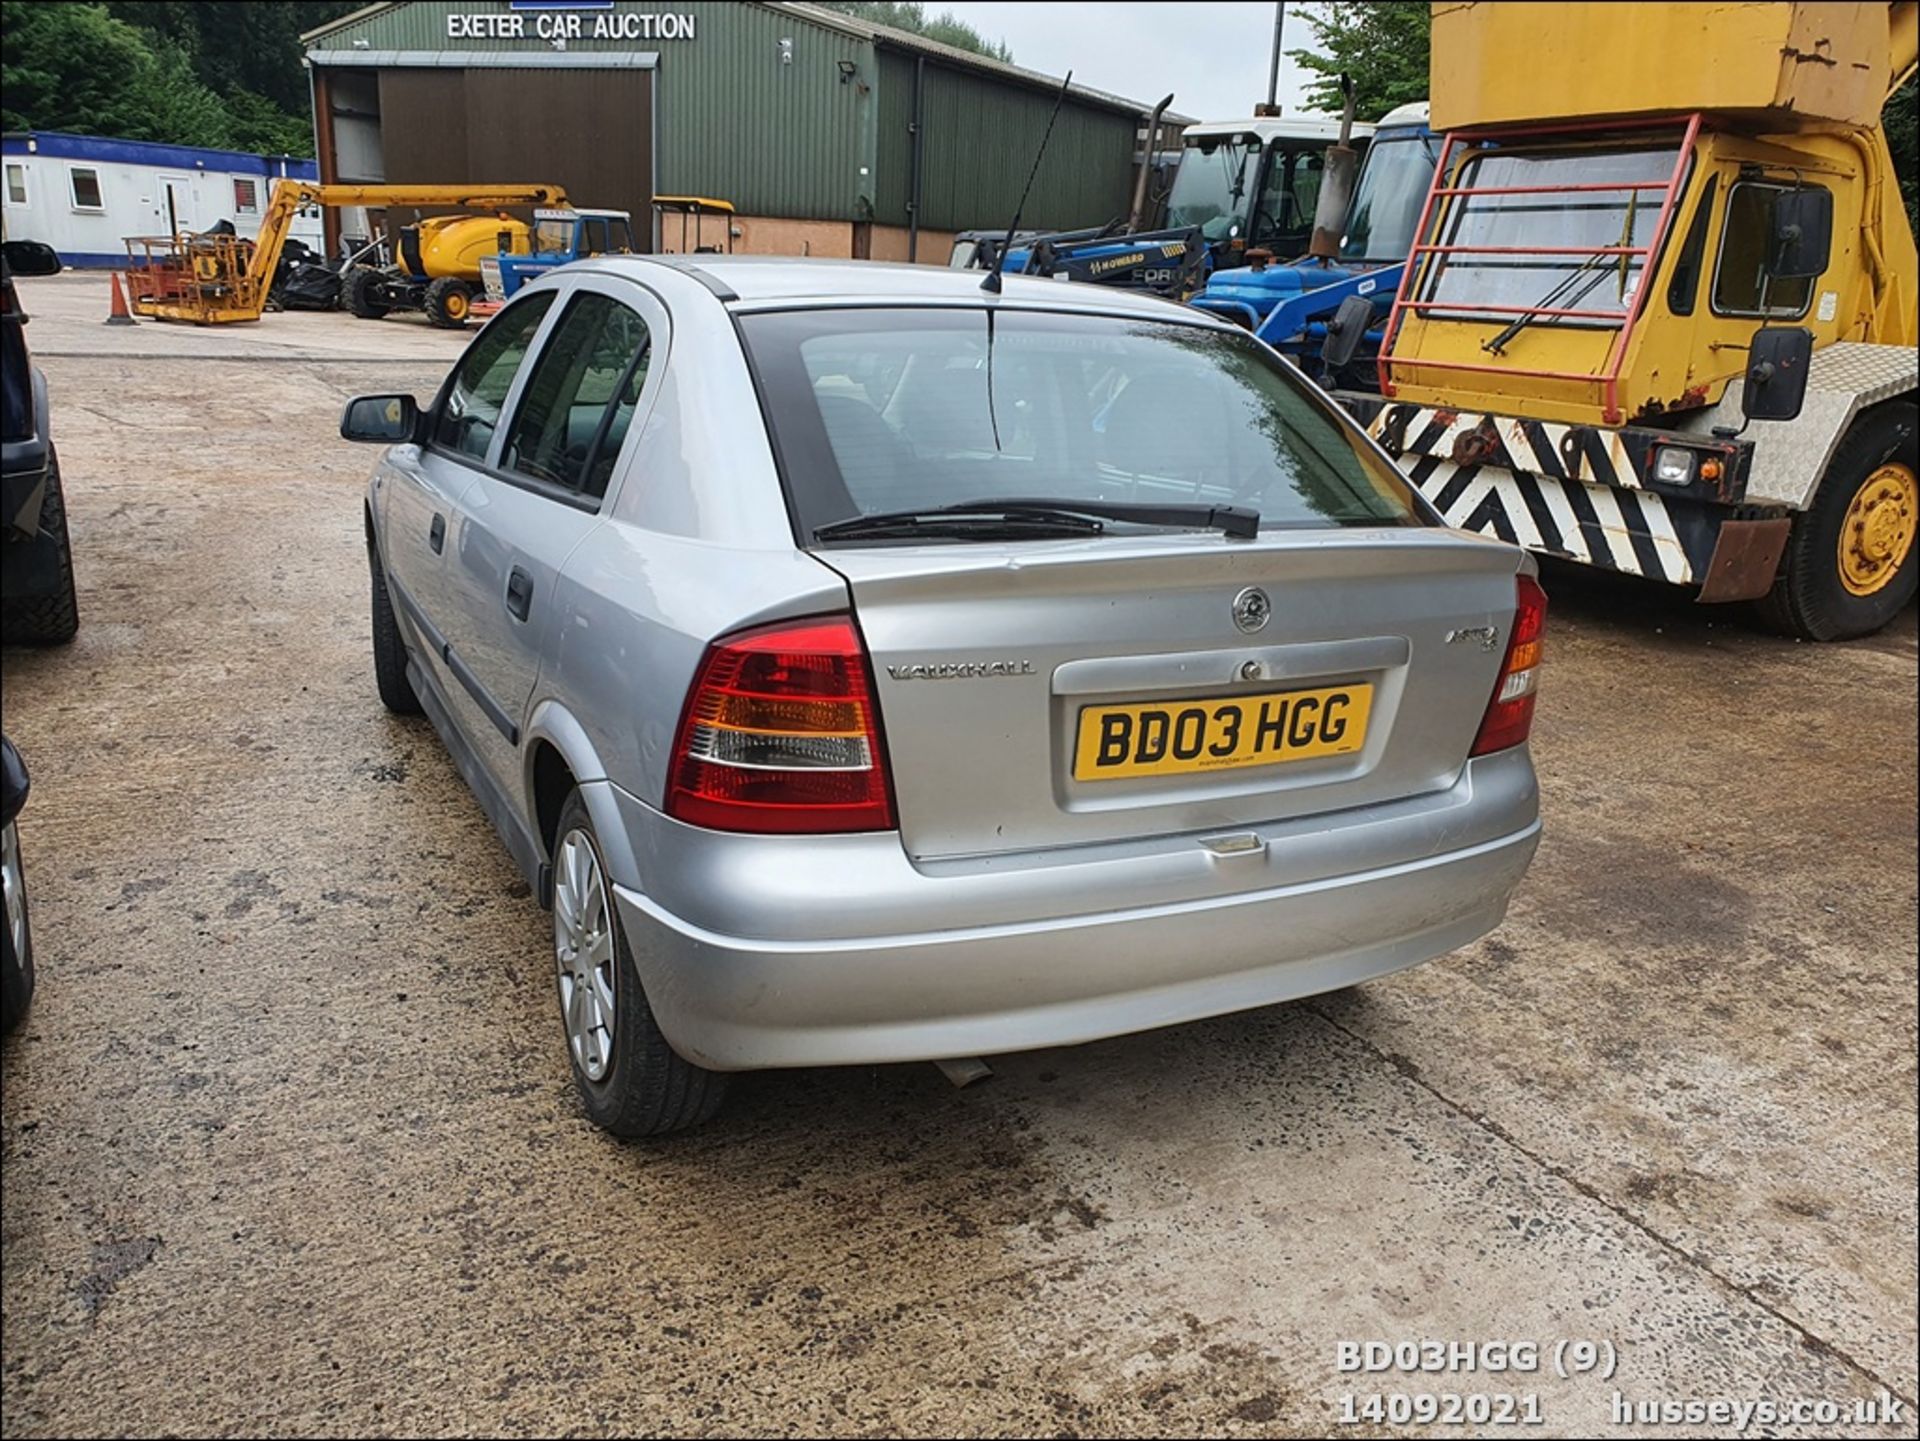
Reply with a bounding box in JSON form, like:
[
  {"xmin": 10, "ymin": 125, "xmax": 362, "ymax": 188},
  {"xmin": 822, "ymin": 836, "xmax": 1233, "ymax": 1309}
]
[{"xmin": 1, "ymin": 273, "xmax": 1914, "ymax": 1438}]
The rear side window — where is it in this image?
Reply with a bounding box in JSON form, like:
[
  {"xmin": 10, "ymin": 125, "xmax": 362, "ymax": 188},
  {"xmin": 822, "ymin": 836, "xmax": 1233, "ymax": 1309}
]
[
  {"xmin": 432, "ymin": 291, "xmax": 554, "ymax": 462},
  {"xmin": 1712, "ymin": 181, "xmax": 1820, "ymax": 317},
  {"xmin": 739, "ymin": 307, "xmax": 1421, "ymax": 540},
  {"xmin": 500, "ymin": 292, "xmax": 651, "ymax": 499}
]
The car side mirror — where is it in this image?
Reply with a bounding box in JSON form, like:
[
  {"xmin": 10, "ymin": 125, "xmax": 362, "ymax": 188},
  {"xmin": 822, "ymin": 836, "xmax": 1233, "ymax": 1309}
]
[
  {"xmin": 1740, "ymin": 327, "xmax": 1814, "ymax": 423},
  {"xmin": 1767, "ymin": 188, "xmax": 1832, "ymax": 280},
  {"xmin": 341, "ymin": 393, "xmax": 422, "ymax": 444},
  {"xmin": 1, "ymin": 239, "xmax": 63, "ymax": 277},
  {"xmin": 1320, "ymin": 293, "xmax": 1375, "ymax": 370}
]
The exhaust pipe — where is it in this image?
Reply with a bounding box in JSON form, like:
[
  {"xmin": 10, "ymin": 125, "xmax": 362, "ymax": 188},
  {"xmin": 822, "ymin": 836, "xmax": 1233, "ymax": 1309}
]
[
  {"xmin": 1308, "ymin": 73, "xmax": 1360, "ymax": 261},
  {"xmin": 1128, "ymin": 93, "xmax": 1176, "ymax": 233},
  {"xmin": 934, "ymin": 1056, "xmax": 994, "ymax": 1089}
]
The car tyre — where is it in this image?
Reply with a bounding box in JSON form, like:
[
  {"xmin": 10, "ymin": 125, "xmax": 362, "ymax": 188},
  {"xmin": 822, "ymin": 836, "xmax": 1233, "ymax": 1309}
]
[
  {"xmin": 1755, "ymin": 402, "xmax": 1917, "ymax": 641},
  {"xmin": 368, "ymin": 543, "xmax": 422, "ymax": 715},
  {"xmin": 551, "ymin": 789, "xmax": 727, "ymax": 1137},
  {"xmin": 1, "ymin": 449, "xmax": 80, "ymax": 647},
  {"xmin": 1, "ymin": 820, "xmax": 34, "ymax": 1035},
  {"xmin": 423, "ymin": 277, "xmax": 472, "ymax": 329},
  {"xmin": 341, "ymin": 267, "xmax": 391, "ymax": 320}
]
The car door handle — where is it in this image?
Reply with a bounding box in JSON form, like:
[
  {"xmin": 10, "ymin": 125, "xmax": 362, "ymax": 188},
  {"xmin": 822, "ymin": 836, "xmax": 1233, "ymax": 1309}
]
[
  {"xmin": 428, "ymin": 513, "xmax": 446, "ymax": 553},
  {"xmin": 505, "ymin": 566, "xmax": 533, "ymax": 622}
]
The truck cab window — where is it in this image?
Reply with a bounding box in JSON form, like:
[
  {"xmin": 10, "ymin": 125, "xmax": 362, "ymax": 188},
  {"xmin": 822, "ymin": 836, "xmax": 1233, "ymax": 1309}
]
[
  {"xmin": 1712, "ymin": 182, "xmax": 1820, "ymax": 318},
  {"xmin": 432, "ymin": 292, "xmax": 555, "ymax": 462},
  {"xmin": 501, "ymin": 293, "xmax": 650, "ymax": 499},
  {"xmin": 1665, "ymin": 174, "xmax": 1717, "ymax": 316}
]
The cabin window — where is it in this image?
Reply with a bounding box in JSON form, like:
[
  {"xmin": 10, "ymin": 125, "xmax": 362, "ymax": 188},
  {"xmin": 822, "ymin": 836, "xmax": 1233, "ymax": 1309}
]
[
  {"xmin": 69, "ymin": 167, "xmax": 104, "ymax": 211},
  {"xmin": 1710, "ymin": 181, "xmax": 1819, "ymax": 319},
  {"xmin": 233, "ymin": 178, "xmax": 258, "ymax": 214},
  {"xmin": 5, "ymin": 164, "xmax": 25, "ymax": 205}
]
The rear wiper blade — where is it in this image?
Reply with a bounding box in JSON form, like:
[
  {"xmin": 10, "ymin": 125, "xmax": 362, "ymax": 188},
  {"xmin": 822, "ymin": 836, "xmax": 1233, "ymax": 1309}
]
[
  {"xmin": 814, "ymin": 508, "xmax": 1104, "ymax": 542},
  {"xmin": 939, "ymin": 496, "xmax": 1260, "ymax": 540}
]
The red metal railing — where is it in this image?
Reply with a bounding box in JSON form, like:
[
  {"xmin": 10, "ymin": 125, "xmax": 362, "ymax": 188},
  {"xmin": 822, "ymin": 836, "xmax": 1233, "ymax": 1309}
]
[{"xmin": 1376, "ymin": 112, "xmax": 1703, "ymax": 425}]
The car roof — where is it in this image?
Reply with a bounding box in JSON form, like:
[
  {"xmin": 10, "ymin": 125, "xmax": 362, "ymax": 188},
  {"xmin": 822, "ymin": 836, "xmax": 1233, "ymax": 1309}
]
[{"xmin": 587, "ymin": 254, "xmax": 1222, "ymax": 323}]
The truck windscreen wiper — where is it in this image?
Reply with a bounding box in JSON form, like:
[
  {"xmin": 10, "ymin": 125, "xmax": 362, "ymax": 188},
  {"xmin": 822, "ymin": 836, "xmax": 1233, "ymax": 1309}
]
[
  {"xmin": 813, "ymin": 498, "xmax": 1261, "ymax": 543},
  {"xmin": 1484, "ymin": 191, "xmax": 1640, "ymax": 356}
]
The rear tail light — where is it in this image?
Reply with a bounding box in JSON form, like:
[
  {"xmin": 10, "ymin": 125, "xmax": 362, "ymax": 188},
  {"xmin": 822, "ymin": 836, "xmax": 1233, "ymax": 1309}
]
[
  {"xmin": 666, "ymin": 615, "xmax": 896, "ymax": 834},
  {"xmin": 1470, "ymin": 574, "xmax": 1548, "ymax": 757}
]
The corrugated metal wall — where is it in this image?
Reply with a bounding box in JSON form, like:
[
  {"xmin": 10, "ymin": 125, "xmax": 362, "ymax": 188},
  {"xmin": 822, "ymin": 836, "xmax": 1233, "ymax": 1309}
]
[
  {"xmin": 653, "ymin": 3, "xmax": 871, "ymax": 221},
  {"xmin": 310, "ymin": 2, "xmax": 1142, "ymax": 230},
  {"xmin": 910, "ymin": 65, "xmax": 1137, "ymax": 234}
]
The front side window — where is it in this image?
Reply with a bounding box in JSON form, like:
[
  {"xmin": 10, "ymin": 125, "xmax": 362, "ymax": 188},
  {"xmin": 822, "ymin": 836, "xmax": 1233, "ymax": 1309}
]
[
  {"xmin": 69, "ymin": 167, "xmax": 103, "ymax": 211},
  {"xmin": 1341, "ymin": 132, "xmax": 1441, "ymax": 262},
  {"xmin": 1256, "ymin": 148, "xmax": 1323, "ymax": 247},
  {"xmin": 432, "ymin": 291, "xmax": 555, "ymax": 462},
  {"xmin": 1665, "ymin": 174, "xmax": 1718, "ymax": 317},
  {"xmin": 5, "ymin": 163, "xmax": 26, "ymax": 205},
  {"xmin": 500, "ymin": 292, "xmax": 650, "ymax": 499},
  {"xmin": 741, "ymin": 308, "xmax": 1422, "ymax": 542},
  {"xmin": 1166, "ymin": 139, "xmax": 1258, "ymax": 242},
  {"xmin": 233, "ymin": 178, "xmax": 258, "ymax": 214},
  {"xmin": 1711, "ymin": 181, "xmax": 1820, "ymax": 317},
  {"xmin": 1418, "ymin": 143, "xmax": 1681, "ymax": 322}
]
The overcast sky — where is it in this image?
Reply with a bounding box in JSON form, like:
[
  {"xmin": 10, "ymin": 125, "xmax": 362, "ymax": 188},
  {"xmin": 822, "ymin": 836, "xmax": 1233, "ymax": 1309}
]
[{"xmin": 936, "ymin": 2, "xmax": 1326, "ymax": 120}]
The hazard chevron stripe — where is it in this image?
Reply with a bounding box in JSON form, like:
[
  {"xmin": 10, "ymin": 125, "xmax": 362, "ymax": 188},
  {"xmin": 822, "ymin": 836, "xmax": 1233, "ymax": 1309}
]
[{"xmin": 1360, "ymin": 404, "xmax": 1716, "ymax": 586}]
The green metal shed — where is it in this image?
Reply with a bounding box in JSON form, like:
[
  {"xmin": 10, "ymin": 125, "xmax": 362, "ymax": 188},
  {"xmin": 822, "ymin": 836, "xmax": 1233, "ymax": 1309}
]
[{"xmin": 301, "ymin": 0, "xmax": 1175, "ymax": 260}]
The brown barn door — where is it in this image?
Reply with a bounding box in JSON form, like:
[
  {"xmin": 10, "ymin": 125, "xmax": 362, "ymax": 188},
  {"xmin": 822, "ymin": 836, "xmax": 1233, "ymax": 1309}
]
[
  {"xmin": 374, "ymin": 66, "xmax": 655, "ymax": 252},
  {"xmin": 464, "ymin": 68, "xmax": 655, "ymax": 251}
]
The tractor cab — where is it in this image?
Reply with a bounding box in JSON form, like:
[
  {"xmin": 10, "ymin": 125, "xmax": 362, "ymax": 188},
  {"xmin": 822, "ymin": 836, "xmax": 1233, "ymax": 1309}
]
[
  {"xmin": 483, "ymin": 207, "xmax": 637, "ymax": 303},
  {"xmin": 1164, "ymin": 117, "xmax": 1374, "ymax": 267}
]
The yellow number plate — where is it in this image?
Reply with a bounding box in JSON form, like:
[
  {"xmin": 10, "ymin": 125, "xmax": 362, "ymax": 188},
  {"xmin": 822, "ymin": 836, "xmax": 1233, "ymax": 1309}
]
[{"xmin": 1072, "ymin": 684, "xmax": 1374, "ymax": 781}]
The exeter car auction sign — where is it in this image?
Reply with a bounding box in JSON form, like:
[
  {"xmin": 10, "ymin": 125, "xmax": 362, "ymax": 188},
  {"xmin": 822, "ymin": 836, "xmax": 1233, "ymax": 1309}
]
[{"xmin": 447, "ymin": 3, "xmax": 696, "ymax": 41}]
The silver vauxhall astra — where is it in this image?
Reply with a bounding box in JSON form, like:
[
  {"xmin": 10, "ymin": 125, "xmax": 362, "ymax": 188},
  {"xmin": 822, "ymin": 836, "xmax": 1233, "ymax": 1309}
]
[{"xmin": 342, "ymin": 256, "xmax": 1544, "ymax": 1135}]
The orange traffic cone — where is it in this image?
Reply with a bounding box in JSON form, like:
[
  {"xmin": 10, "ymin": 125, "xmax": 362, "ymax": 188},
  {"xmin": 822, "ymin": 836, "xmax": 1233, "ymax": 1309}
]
[{"xmin": 105, "ymin": 271, "xmax": 137, "ymax": 325}]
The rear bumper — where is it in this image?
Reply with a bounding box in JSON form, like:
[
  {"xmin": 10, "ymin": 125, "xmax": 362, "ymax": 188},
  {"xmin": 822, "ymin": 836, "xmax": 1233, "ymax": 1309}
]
[{"xmin": 608, "ymin": 749, "xmax": 1540, "ymax": 1071}]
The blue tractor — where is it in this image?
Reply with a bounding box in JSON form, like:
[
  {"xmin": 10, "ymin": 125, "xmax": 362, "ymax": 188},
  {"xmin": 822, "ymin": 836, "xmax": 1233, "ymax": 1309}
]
[
  {"xmin": 479, "ymin": 206, "xmax": 638, "ymax": 304},
  {"xmin": 1189, "ymin": 101, "xmax": 1440, "ymax": 384},
  {"xmin": 952, "ymin": 115, "xmax": 1374, "ymax": 300}
]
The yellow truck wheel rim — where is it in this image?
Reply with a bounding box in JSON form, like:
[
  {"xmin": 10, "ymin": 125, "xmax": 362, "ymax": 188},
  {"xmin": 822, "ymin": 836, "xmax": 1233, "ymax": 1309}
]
[
  {"xmin": 445, "ymin": 291, "xmax": 469, "ymax": 320},
  {"xmin": 1838, "ymin": 463, "xmax": 1918, "ymax": 597}
]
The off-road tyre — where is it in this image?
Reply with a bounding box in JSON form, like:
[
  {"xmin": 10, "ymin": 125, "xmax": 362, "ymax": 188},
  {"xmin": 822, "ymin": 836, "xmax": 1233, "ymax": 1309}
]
[
  {"xmin": 552, "ymin": 789, "xmax": 728, "ymax": 1137},
  {"xmin": 341, "ymin": 267, "xmax": 391, "ymax": 320},
  {"xmin": 1, "ymin": 450, "xmax": 80, "ymax": 647},
  {"xmin": 368, "ymin": 543, "xmax": 421, "ymax": 715},
  {"xmin": 1755, "ymin": 401, "xmax": 1918, "ymax": 641},
  {"xmin": 422, "ymin": 277, "xmax": 472, "ymax": 329}
]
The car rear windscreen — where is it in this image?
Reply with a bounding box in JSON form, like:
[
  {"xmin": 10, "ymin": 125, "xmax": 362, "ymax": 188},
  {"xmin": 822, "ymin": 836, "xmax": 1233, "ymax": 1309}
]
[{"xmin": 737, "ymin": 307, "xmax": 1424, "ymax": 541}]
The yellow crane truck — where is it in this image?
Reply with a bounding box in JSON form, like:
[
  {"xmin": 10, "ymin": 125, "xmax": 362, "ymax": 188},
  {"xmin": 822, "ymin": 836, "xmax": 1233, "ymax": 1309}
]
[
  {"xmin": 1337, "ymin": 1, "xmax": 1918, "ymax": 639},
  {"xmin": 126, "ymin": 181, "xmax": 569, "ymax": 327}
]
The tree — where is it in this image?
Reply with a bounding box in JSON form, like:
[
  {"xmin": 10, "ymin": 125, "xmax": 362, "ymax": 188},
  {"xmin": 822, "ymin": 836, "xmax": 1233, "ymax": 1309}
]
[
  {"xmin": 0, "ymin": 1, "xmax": 231, "ymax": 146},
  {"xmin": 815, "ymin": 2, "xmax": 1013, "ymax": 63},
  {"xmin": 1287, "ymin": 0, "xmax": 1430, "ymax": 121}
]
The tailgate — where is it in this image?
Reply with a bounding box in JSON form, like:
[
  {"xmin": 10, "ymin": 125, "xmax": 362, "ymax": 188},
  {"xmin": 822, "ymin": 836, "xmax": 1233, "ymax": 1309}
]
[{"xmin": 820, "ymin": 528, "xmax": 1525, "ymax": 862}]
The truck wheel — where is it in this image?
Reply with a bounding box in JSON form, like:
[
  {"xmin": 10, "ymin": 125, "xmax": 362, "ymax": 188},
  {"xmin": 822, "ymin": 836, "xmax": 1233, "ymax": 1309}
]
[
  {"xmin": 1756, "ymin": 402, "xmax": 1917, "ymax": 642},
  {"xmin": 368, "ymin": 543, "xmax": 421, "ymax": 715},
  {"xmin": 1, "ymin": 450, "xmax": 80, "ymax": 647},
  {"xmin": 550, "ymin": 789, "xmax": 728, "ymax": 1137},
  {"xmin": 341, "ymin": 268, "xmax": 391, "ymax": 320},
  {"xmin": 423, "ymin": 278, "xmax": 472, "ymax": 328}
]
